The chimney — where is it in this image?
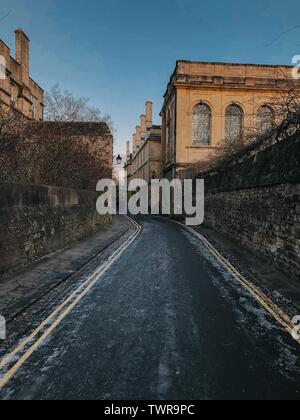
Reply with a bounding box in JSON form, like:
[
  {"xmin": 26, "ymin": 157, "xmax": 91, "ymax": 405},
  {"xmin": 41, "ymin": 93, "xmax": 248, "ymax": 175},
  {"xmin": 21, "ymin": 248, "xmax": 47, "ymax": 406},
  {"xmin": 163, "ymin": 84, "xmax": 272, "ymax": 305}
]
[
  {"xmin": 136, "ymin": 126, "xmax": 141, "ymax": 150},
  {"xmin": 15, "ymin": 29, "xmax": 30, "ymax": 85},
  {"xmin": 132, "ymin": 133, "xmax": 136, "ymax": 154},
  {"xmin": 140, "ymin": 115, "xmax": 146, "ymax": 140},
  {"xmin": 126, "ymin": 141, "xmax": 131, "ymax": 159},
  {"xmin": 146, "ymin": 101, "xmax": 153, "ymax": 128}
]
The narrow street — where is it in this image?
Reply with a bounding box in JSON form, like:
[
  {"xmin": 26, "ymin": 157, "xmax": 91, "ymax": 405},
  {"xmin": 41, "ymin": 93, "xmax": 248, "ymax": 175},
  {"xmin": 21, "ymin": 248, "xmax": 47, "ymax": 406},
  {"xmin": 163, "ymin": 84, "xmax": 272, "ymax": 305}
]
[{"xmin": 0, "ymin": 216, "xmax": 299, "ymax": 400}]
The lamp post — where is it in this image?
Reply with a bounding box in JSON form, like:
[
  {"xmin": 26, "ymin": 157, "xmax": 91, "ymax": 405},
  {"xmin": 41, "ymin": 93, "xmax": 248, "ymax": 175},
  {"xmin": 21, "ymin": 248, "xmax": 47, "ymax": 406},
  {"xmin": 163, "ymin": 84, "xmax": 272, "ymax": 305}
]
[{"xmin": 116, "ymin": 154, "xmax": 122, "ymax": 165}]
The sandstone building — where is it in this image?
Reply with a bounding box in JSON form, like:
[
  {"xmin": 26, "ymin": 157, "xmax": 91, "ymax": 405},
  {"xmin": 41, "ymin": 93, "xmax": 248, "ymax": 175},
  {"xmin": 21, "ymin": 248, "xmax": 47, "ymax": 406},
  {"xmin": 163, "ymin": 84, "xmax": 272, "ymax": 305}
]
[
  {"xmin": 125, "ymin": 102, "xmax": 162, "ymax": 185},
  {"xmin": 161, "ymin": 60, "xmax": 299, "ymax": 179},
  {"xmin": 0, "ymin": 29, "xmax": 44, "ymax": 120},
  {"xmin": 0, "ymin": 30, "xmax": 113, "ymax": 186}
]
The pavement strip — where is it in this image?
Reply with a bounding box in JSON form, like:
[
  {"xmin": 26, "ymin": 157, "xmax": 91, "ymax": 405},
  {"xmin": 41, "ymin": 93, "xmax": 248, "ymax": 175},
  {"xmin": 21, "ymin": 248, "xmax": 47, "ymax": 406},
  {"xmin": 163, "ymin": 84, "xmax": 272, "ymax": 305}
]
[{"xmin": 0, "ymin": 216, "xmax": 141, "ymax": 391}]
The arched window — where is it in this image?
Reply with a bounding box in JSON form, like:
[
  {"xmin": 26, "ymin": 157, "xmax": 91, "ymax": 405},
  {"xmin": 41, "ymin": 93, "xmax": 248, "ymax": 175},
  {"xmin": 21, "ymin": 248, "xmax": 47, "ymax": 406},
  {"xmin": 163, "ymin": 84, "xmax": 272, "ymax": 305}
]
[
  {"xmin": 192, "ymin": 103, "xmax": 212, "ymax": 146},
  {"xmin": 257, "ymin": 105, "xmax": 274, "ymax": 134},
  {"xmin": 225, "ymin": 105, "xmax": 244, "ymax": 142},
  {"xmin": 166, "ymin": 110, "xmax": 171, "ymax": 151},
  {"xmin": 166, "ymin": 108, "xmax": 175, "ymax": 162}
]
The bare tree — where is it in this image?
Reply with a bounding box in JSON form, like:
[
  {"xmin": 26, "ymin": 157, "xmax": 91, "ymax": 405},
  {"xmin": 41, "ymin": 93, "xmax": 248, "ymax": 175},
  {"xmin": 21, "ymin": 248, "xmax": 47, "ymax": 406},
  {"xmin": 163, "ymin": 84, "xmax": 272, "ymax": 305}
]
[
  {"xmin": 44, "ymin": 84, "xmax": 114, "ymax": 130},
  {"xmin": 267, "ymin": 88, "xmax": 300, "ymax": 142},
  {"xmin": 183, "ymin": 85, "xmax": 300, "ymax": 178},
  {"xmin": 0, "ymin": 105, "xmax": 112, "ymax": 190}
]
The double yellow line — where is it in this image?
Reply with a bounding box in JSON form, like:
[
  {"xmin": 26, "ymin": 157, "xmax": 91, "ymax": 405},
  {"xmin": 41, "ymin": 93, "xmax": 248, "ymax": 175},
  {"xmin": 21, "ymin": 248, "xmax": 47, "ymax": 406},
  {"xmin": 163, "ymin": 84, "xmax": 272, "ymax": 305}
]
[
  {"xmin": 0, "ymin": 216, "xmax": 141, "ymax": 391},
  {"xmin": 173, "ymin": 220, "xmax": 300, "ymax": 346}
]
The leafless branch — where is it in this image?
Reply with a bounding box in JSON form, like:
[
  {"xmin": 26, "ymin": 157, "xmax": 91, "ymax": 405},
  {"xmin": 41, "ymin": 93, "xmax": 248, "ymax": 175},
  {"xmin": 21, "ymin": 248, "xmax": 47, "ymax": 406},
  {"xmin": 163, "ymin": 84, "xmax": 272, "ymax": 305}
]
[{"xmin": 0, "ymin": 105, "xmax": 112, "ymax": 190}]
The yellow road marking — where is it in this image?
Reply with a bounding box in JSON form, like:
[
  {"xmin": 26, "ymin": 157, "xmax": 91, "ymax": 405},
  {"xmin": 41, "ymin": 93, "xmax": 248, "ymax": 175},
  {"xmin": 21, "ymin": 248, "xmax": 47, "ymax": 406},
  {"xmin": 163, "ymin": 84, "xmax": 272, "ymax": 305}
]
[
  {"xmin": 0, "ymin": 216, "xmax": 141, "ymax": 390},
  {"xmin": 172, "ymin": 220, "xmax": 300, "ymax": 346}
]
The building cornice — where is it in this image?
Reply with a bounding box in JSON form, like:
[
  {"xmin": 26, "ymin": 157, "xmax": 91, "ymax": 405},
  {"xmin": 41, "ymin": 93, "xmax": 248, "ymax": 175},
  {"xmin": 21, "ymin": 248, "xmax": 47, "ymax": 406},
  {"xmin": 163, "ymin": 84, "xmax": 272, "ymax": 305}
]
[
  {"xmin": 162, "ymin": 60, "xmax": 298, "ymax": 110},
  {"xmin": 175, "ymin": 59, "xmax": 293, "ymax": 69},
  {"xmin": 173, "ymin": 79, "xmax": 298, "ymax": 93}
]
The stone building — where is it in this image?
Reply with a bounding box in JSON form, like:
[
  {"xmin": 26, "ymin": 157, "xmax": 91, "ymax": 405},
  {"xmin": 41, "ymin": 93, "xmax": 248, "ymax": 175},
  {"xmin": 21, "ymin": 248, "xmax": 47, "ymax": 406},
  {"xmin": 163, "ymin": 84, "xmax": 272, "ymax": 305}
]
[
  {"xmin": 161, "ymin": 60, "xmax": 299, "ymax": 179},
  {"xmin": 0, "ymin": 29, "xmax": 44, "ymax": 120},
  {"xmin": 125, "ymin": 102, "xmax": 162, "ymax": 185}
]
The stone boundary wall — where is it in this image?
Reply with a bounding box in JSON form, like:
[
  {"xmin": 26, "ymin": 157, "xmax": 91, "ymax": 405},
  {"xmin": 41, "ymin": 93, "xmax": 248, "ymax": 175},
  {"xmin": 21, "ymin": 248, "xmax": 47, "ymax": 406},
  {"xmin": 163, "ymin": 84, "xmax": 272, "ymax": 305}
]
[
  {"xmin": 0, "ymin": 182, "xmax": 111, "ymax": 277},
  {"xmin": 198, "ymin": 134, "xmax": 300, "ymax": 279}
]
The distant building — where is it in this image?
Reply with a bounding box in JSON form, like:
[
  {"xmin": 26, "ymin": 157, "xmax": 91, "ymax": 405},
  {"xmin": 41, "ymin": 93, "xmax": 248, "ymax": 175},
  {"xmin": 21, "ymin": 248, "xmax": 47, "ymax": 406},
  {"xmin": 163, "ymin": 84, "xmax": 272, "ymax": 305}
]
[
  {"xmin": 0, "ymin": 29, "xmax": 44, "ymax": 120},
  {"xmin": 125, "ymin": 102, "xmax": 162, "ymax": 185},
  {"xmin": 161, "ymin": 60, "xmax": 299, "ymax": 179}
]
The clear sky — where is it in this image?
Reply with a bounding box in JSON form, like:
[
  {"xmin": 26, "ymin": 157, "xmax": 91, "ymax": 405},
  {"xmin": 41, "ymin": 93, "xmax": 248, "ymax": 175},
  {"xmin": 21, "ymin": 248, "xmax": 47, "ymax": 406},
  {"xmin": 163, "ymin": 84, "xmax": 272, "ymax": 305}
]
[{"xmin": 1, "ymin": 0, "xmax": 300, "ymax": 153}]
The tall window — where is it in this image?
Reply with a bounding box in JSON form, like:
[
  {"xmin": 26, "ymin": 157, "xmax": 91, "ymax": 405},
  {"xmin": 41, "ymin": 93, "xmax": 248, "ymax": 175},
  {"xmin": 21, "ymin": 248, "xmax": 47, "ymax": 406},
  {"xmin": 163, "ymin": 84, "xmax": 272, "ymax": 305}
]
[
  {"xmin": 225, "ymin": 105, "xmax": 244, "ymax": 142},
  {"xmin": 166, "ymin": 101, "xmax": 176, "ymax": 163},
  {"xmin": 166, "ymin": 110, "xmax": 172, "ymax": 162},
  {"xmin": 192, "ymin": 103, "xmax": 212, "ymax": 146},
  {"xmin": 31, "ymin": 96, "xmax": 37, "ymax": 119},
  {"xmin": 0, "ymin": 55, "xmax": 6, "ymax": 80},
  {"xmin": 10, "ymin": 83, "xmax": 18, "ymax": 105},
  {"xmin": 257, "ymin": 105, "xmax": 274, "ymax": 134}
]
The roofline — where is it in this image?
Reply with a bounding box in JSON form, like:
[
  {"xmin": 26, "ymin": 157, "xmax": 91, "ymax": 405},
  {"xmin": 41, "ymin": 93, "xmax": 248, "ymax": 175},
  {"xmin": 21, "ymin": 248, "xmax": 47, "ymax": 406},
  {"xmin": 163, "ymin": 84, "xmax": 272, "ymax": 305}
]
[
  {"xmin": 29, "ymin": 77, "xmax": 44, "ymax": 93},
  {"xmin": 0, "ymin": 39, "xmax": 11, "ymax": 50},
  {"xmin": 40, "ymin": 121, "xmax": 110, "ymax": 126},
  {"xmin": 162, "ymin": 59, "xmax": 295, "ymax": 108},
  {"xmin": 15, "ymin": 28, "xmax": 30, "ymax": 42},
  {"xmin": 175, "ymin": 59, "xmax": 294, "ymax": 69},
  {"xmin": 1, "ymin": 31, "xmax": 44, "ymax": 94}
]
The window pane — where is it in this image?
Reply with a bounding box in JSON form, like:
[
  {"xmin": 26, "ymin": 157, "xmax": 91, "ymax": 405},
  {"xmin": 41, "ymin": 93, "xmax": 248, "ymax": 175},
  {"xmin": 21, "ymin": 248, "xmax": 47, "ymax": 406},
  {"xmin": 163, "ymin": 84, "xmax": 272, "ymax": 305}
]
[
  {"xmin": 192, "ymin": 104, "xmax": 211, "ymax": 146},
  {"xmin": 257, "ymin": 106, "xmax": 274, "ymax": 134},
  {"xmin": 167, "ymin": 101, "xmax": 175, "ymax": 163},
  {"xmin": 225, "ymin": 105, "xmax": 243, "ymax": 142}
]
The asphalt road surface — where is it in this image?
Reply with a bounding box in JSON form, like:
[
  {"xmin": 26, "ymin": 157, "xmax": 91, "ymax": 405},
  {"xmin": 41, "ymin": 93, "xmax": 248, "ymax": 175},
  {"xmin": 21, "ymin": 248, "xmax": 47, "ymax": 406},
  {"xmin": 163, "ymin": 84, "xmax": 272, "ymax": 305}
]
[{"xmin": 1, "ymin": 216, "xmax": 300, "ymax": 400}]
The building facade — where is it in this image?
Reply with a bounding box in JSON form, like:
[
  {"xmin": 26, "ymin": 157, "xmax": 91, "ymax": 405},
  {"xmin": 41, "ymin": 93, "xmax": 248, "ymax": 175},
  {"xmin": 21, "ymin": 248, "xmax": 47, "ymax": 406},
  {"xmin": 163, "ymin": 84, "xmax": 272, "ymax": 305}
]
[
  {"xmin": 161, "ymin": 60, "xmax": 298, "ymax": 178},
  {"xmin": 125, "ymin": 102, "xmax": 162, "ymax": 185},
  {"xmin": 0, "ymin": 29, "xmax": 44, "ymax": 120}
]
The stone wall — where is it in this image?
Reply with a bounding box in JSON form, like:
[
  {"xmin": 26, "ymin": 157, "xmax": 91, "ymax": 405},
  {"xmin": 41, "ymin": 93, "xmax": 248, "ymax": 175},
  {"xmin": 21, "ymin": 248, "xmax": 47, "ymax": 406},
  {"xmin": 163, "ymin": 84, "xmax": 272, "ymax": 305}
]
[
  {"xmin": 33, "ymin": 121, "xmax": 113, "ymax": 167},
  {"xmin": 0, "ymin": 120, "xmax": 113, "ymax": 191},
  {"xmin": 199, "ymin": 134, "xmax": 300, "ymax": 279},
  {"xmin": 0, "ymin": 182, "xmax": 112, "ymax": 277}
]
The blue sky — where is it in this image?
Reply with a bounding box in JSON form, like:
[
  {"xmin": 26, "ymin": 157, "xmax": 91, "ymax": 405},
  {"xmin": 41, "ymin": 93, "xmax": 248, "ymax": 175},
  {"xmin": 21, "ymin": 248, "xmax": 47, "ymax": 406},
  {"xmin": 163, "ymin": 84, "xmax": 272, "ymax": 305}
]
[{"xmin": 1, "ymin": 0, "xmax": 300, "ymax": 153}]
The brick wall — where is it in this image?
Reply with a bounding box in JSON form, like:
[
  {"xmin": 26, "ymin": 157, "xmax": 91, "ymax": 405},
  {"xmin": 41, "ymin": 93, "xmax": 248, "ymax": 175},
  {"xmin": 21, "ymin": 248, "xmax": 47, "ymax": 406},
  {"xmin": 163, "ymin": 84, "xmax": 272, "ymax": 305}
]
[
  {"xmin": 0, "ymin": 182, "xmax": 112, "ymax": 277},
  {"xmin": 199, "ymin": 134, "xmax": 300, "ymax": 279}
]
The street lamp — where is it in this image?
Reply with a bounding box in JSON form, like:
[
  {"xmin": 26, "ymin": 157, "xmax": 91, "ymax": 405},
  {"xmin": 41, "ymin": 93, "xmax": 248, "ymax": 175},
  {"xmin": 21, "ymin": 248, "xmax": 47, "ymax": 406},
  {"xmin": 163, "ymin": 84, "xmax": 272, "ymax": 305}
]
[{"xmin": 116, "ymin": 154, "xmax": 122, "ymax": 165}]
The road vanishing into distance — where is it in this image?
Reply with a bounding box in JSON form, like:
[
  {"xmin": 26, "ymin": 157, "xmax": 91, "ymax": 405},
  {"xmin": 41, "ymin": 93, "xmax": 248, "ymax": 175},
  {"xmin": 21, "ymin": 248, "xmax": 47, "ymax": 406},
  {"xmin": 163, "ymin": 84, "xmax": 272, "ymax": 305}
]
[{"xmin": 0, "ymin": 216, "xmax": 299, "ymax": 400}]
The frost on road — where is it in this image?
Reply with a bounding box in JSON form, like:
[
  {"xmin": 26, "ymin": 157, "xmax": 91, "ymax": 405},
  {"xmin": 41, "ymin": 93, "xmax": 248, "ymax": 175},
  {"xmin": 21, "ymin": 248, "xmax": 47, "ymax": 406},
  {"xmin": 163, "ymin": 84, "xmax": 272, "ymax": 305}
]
[{"xmin": 1, "ymin": 216, "xmax": 300, "ymax": 400}]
